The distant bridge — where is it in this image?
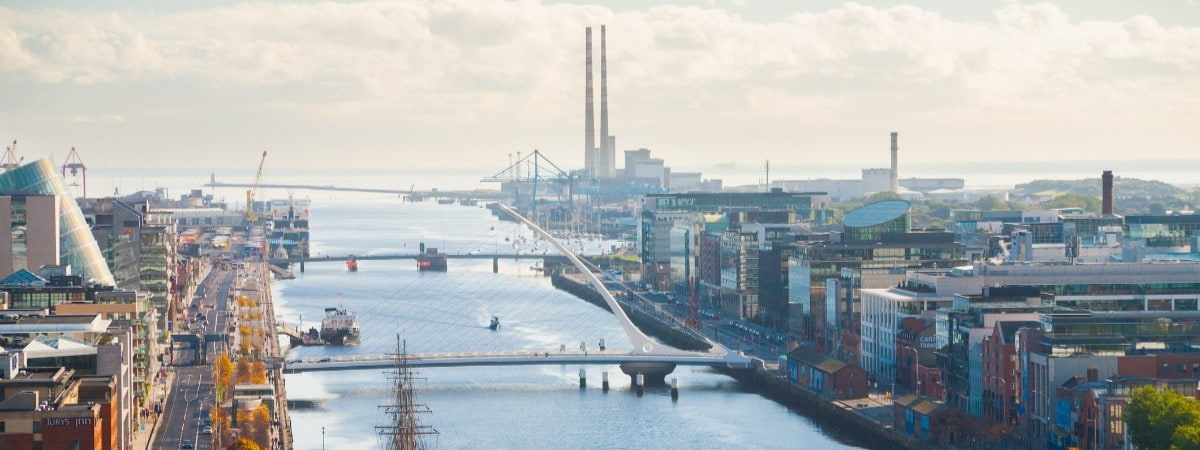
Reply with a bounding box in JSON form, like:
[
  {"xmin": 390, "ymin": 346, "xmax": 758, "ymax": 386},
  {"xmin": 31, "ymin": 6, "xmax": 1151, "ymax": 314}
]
[
  {"xmin": 205, "ymin": 181, "xmax": 509, "ymax": 200},
  {"xmin": 283, "ymin": 350, "xmax": 749, "ymax": 374},
  {"xmin": 269, "ymin": 252, "xmax": 577, "ymax": 265}
]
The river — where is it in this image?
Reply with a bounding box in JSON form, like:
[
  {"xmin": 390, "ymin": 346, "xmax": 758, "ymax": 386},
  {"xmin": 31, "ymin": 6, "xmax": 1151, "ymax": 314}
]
[{"xmin": 275, "ymin": 196, "xmax": 873, "ymax": 449}]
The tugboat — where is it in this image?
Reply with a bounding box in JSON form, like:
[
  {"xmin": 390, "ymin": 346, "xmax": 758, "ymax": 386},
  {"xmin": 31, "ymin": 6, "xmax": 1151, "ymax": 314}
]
[
  {"xmin": 320, "ymin": 298, "xmax": 360, "ymax": 345},
  {"xmin": 346, "ymin": 255, "xmax": 358, "ymax": 272},
  {"xmin": 489, "ymin": 316, "xmax": 501, "ymax": 331}
]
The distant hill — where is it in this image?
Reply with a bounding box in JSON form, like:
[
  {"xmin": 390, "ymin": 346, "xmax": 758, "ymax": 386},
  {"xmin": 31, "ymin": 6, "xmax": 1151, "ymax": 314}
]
[{"xmin": 1012, "ymin": 177, "xmax": 1183, "ymax": 199}]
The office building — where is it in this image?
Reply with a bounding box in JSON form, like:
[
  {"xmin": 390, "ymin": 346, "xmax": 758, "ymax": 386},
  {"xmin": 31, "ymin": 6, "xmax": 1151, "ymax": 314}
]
[{"xmin": 0, "ymin": 158, "xmax": 114, "ymax": 286}]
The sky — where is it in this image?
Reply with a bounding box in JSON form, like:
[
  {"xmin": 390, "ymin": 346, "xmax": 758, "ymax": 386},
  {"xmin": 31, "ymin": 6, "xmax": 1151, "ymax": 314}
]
[{"xmin": 1, "ymin": 0, "xmax": 1198, "ymax": 176}]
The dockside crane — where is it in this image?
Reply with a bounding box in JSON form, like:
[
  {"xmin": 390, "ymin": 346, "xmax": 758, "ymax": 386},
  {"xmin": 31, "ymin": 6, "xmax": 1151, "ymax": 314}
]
[
  {"xmin": 246, "ymin": 151, "xmax": 267, "ymax": 222},
  {"xmin": 1, "ymin": 140, "xmax": 22, "ymax": 172}
]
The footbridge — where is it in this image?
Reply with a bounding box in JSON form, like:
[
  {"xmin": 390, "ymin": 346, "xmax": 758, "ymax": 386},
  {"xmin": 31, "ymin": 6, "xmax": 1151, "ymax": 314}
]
[{"xmin": 281, "ymin": 203, "xmax": 749, "ymax": 381}]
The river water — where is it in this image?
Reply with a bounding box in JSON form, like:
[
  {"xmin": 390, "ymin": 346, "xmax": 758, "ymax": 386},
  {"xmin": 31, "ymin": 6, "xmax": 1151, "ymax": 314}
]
[{"xmin": 276, "ymin": 196, "xmax": 871, "ymax": 449}]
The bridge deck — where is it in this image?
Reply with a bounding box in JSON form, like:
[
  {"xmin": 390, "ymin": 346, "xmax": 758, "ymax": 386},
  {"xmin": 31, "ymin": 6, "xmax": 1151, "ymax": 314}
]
[
  {"xmin": 283, "ymin": 351, "xmax": 746, "ymax": 373},
  {"xmin": 271, "ymin": 253, "xmax": 575, "ymax": 264}
]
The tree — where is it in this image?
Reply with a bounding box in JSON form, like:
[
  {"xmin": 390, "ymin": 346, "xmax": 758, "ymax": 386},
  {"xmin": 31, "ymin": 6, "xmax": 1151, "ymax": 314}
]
[
  {"xmin": 250, "ymin": 360, "xmax": 268, "ymax": 384},
  {"xmin": 227, "ymin": 437, "xmax": 261, "ymax": 450},
  {"xmin": 1127, "ymin": 386, "xmax": 1200, "ymax": 450},
  {"xmin": 1149, "ymin": 202, "xmax": 1167, "ymax": 215},
  {"xmin": 975, "ymin": 195, "xmax": 1009, "ymax": 211},
  {"xmin": 866, "ymin": 191, "xmax": 902, "ymax": 203},
  {"xmin": 249, "ymin": 403, "xmax": 272, "ymax": 448},
  {"xmin": 214, "ymin": 354, "xmax": 233, "ymax": 400},
  {"xmin": 234, "ymin": 357, "xmax": 253, "ymax": 385},
  {"xmin": 1040, "ymin": 193, "xmax": 1101, "ymax": 214},
  {"xmin": 1173, "ymin": 423, "xmax": 1200, "ymax": 450}
]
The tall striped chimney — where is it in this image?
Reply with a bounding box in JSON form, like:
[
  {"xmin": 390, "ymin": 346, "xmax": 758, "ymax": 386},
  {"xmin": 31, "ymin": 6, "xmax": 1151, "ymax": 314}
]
[
  {"xmin": 890, "ymin": 132, "xmax": 899, "ymax": 193},
  {"xmin": 599, "ymin": 25, "xmax": 610, "ymax": 179},
  {"xmin": 585, "ymin": 27, "xmax": 595, "ymax": 177}
]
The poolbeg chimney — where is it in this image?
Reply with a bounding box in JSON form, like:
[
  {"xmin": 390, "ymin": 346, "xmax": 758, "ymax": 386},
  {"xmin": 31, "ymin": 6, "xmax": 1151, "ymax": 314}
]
[
  {"xmin": 890, "ymin": 132, "xmax": 899, "ymax": 193},
  {"xmin": 585, "ymin": 27, "xmax": 595, "ymax": 177},
  {"xmin": 599, "ymin": 25, "xmax": 610, "ymax": 179},
  {"xmin": 1102, "ymin": 170, "xmax": 1114, "ymax": 215}
]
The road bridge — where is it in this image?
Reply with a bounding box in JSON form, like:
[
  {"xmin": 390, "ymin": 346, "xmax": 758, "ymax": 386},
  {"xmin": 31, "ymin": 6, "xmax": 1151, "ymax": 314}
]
[
  {"xmin": 270, "ymin": 252, "xmax": 575, "ymax": 265},
  {"xmin": 283, "ymin": 350, "xmax": 749, "ymax": 374},
  {"xmin": 280, "ymin": 203, "xmax": 749, "ymax": 382},
  {"xmin": 205, "ymin": 181, "xmax": 508, "ymax": 200}
]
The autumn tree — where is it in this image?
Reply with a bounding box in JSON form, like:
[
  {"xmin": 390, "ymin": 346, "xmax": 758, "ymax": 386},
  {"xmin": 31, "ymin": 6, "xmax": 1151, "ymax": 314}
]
[
  {"xmin": 234, "ymin": 357, "xmax": 253, "ymax": 385},
  {"xmin": 227, "ymin": 437, "xmax": 261, "ymax": 450},
  {"xmin": 1126, "ymin": 386, "xmax": 1200, "ymax": 450},
  {"xmin": 214, "ymin": 354, "xmax": 233, "ymax": 400},
  {"xmin": 250, "ymin": 359, "xmax": 268, "ymax": 384},
  {"xmin": 249, "ymin": 403, "xmax": 271, "ymax": 448}
]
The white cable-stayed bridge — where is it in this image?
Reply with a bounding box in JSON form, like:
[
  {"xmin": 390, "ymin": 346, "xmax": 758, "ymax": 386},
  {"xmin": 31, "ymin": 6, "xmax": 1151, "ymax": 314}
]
[{"xmin": 278, "ymin": 204, "xmax": 751, "ymax": 382}]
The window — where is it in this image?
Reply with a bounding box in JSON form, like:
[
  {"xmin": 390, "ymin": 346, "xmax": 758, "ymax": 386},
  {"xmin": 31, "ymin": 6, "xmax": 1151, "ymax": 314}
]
[
  {"xmin": 69, "ymin": 440, "xmax": 80, "ymax": 450},
  {"xmin": 0, "ymin": 421, "xmax": 4, "ymax": 432},
  {"xmin": 1180, "ymin": 364, "xmax": 1188, "ymax": 374},
  {"xmin": 31, "ymin": 421, "xmax": 38, "ymax": 433}
]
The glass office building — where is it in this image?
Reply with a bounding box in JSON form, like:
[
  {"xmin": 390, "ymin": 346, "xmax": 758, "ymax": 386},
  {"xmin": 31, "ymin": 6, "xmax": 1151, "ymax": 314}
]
[
  {"xmin": 843, "ymin": 200, "xmax": 911, "ymax": 243},
  {"xmin": 0, "ymin": 158, "xmax": 115, "ymax": 285}
]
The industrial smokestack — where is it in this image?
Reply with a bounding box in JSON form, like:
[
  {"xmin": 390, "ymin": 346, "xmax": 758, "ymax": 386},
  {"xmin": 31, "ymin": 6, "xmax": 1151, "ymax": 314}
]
[
  {"xmin": 585, "ymin": 27, "xmax": 595, "ymax": 177},
  {"xmin": 890, "ymin": 132, "xmax": 899, "ymax": 193},
  {"xmin": 599, "ymin": 25, "xmax": 610, "ymax": 179},
  {"xmin": 1102, "ymin": 170, "xmax": 1114, "ymax": 215}
]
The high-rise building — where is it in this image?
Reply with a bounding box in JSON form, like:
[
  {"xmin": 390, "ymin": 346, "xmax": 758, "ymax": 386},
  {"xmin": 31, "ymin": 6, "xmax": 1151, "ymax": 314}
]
[{"xmin": 0, "ymin": 158, "xmax": 114, "ymax": 285}]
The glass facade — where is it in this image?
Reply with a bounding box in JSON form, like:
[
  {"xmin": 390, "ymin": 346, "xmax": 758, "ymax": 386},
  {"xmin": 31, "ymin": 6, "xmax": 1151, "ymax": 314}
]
[
  {"xmin": 843, "ymin": 200, "xmax": 911, "ymax": 243},
  {"xmin": 1126, "ymin": 215, "xmax": 1200, "ymax": 249},
  {"xmin": 0, "ymin": 158, "xmax": 115, "ymax": 285}
]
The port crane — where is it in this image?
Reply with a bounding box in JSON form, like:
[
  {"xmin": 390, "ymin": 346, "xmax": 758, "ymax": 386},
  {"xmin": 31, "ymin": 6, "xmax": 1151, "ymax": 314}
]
[
  {"xmin": 1, "ymin": 140, "xmax": 22, "ymax": 172},
  {"xmin": 246, "ymin": 151, "xmax": 267, "ymax": 222}
]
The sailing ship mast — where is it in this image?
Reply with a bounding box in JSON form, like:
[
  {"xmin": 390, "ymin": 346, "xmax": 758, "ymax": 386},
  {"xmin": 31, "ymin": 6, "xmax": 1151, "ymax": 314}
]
[{"xmin": 376, "ymin": 335, "xmax": 438, "ymax": 450}]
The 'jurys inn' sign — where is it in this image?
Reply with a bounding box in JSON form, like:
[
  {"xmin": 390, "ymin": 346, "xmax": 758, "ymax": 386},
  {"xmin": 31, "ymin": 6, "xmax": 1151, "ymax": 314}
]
[{"xmin": 45, "ymin": 417, "xmax": 94, "ymax": 427}]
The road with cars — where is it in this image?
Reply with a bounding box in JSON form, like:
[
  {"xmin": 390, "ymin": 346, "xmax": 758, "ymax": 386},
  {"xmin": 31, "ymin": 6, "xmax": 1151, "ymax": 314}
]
[
  {"xmin": 155, "ymin": 266, "xmax": 235, "ymax": 449},
  {"xmin": 600, "ymin": 271, "xmax": 792, "ymax": 362}
]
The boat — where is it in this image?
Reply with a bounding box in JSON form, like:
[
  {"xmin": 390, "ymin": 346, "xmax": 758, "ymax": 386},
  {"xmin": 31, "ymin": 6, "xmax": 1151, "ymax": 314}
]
[
  {"xmin": 320, "ymin": 300, "xmax": 360, "ymax": 345},
  {"xmin": 417, "ymin": 248, "xmax": 447, "ymax": 272},
  {"xmin": 346, "ymin": 255, "xmax": 358, "ymax": 272},
  {"xmin": 489, "ymin": 316, "xmax": 501, "ymax": 331}
]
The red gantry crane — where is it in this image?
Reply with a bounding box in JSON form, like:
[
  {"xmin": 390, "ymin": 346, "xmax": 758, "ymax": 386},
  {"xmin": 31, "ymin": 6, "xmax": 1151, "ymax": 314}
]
[{"xmin": 62, "ymin": 146, "xmax": 88, "ymax": 197}]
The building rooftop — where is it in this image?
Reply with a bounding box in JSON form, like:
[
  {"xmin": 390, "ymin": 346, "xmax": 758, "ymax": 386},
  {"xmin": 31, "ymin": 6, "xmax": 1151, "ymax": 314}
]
[{"xmin": 843, "ymin": 199, "xmax": 910, "ymax": 228}]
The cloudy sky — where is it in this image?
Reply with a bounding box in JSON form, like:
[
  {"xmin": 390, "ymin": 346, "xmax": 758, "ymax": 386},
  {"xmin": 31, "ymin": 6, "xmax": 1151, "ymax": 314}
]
[{"xmin": 1, "ymin": 0, "xmax": 1197, "ymax": 174}]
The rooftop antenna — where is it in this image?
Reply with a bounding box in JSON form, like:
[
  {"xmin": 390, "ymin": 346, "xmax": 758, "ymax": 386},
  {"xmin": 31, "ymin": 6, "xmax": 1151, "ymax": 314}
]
[
  {"xmin": 62, "ymin": 146, "xmax": 88, "ymax": 198},
  {"xmin": 1, "ymin": 140, "xmax": 22, "ymax": 172}
]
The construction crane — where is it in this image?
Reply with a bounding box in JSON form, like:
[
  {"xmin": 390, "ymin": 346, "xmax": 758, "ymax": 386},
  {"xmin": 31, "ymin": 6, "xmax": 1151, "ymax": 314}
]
[
  {"xmin": 62, "ymin": 147, "xmax": 88, "ymax": 197},
  {"xmin": 1, "ymin": 140, "xmax": 22, "ymax": 172},
  {"xmin": 246, "ymin": 151, "xmax": 267, "ymax": 222}
]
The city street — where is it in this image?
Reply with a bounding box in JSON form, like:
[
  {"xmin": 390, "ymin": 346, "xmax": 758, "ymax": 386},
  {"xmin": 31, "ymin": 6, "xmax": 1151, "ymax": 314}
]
[{"xmin": 154, "ymin": 266, "xmax": 236, "ymax": 449}]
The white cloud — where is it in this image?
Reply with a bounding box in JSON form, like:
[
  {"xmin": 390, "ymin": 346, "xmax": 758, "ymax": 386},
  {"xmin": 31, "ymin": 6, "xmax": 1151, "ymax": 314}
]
[{"xmin": 0, "ymin": 1, "xmax": 1197, "ymax": 168}]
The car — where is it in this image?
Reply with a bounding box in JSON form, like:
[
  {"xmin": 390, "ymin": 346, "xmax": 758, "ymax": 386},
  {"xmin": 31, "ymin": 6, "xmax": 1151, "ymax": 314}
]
[
  {"xmin": 181, "ymin": 440, "xmax": 195, "ymax": 449},
  {"xmin": 318, "ymin": 358, "xmax": 331, "ymax": 362},
  {"xmin": 287, "ymin": 359, "xmax": 302, "ymax": 364},
  {"xmin": 201, "ymin": 425, "xmax": 213, "ymax": 435}
]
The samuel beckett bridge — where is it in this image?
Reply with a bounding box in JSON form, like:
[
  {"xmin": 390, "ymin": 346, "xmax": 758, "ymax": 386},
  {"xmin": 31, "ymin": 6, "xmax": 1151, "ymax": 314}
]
[{"xmin": 279, "ymin": 203, "xmax": 751, "ymax": 383}]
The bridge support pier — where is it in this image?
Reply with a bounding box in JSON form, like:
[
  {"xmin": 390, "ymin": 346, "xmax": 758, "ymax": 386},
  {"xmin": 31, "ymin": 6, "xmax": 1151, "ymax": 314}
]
[
  {"xmin": 493, "ymin": 257, "xmax": 498, "ymax": 273},
  {"xmin": 619, "ymin": 362, "xmax": 676, "ymax": 386}
]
